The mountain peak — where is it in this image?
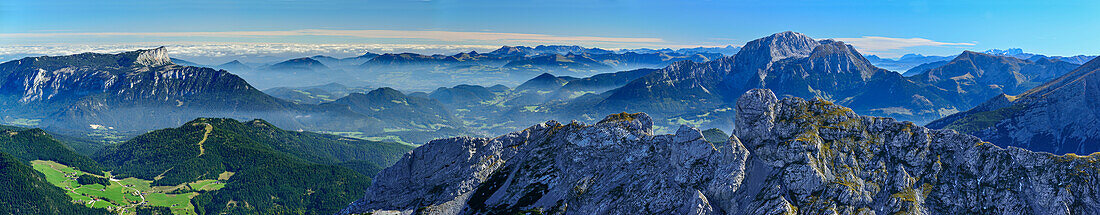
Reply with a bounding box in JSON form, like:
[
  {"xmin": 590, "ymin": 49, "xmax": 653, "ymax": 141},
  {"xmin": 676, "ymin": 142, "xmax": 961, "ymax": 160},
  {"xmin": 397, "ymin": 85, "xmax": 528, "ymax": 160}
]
[
  {"xmin": 771, "ymin": 31, "xmax": 804, "ymax": 38},
  {"xmin": 900, "ymin": 53, "xmax": 926, "ymax": 60},
  {"xmin": 355, "ymin": 52, "xmax": 380, "ymax": 58},
  {"xmin": 983, "ymin": 48, "xmax": 1024, "ymax": 56},
  {"xmin": 1079, "ymin": 53, "xmax": 1100, "ymax": 69},
  {"xmin": 489, "ymin": 46, "xmax": 533, "ymax": 56},
  {"xmin": 515, "ymin": 73, "xmax": 570, "ymax": 91},
  {"xmin": 952, "ymin": 50, "xmax": 1024, "ymax": 65},
  {"xmin": 364, "ymin": 87, "xmax": 406, "ymax": 99},
  {"xmin": 735, "ymin": 31, "xmax": 821, "ymax": 71},
  {"xmin": 735, "ymin": 89, "xmax": 778, "ymax": 142},
  {"xmin": 594, "ymin": 112, "xmax": 654, "ymax": 135},
  {"xmin": 958, "ymin": 50, "xmax": 986, "ymax": 56},
  {"xmin": 269, "ymin": 57, "xmax": 329, "ymax": 70},
  {"xmin": 808, "ymin": 40, "xmax": 874, "ymax": 66},
  {"xmin": 133, "ymin": 46, "xmax": 172, "ymax": 67},
  {"xmin": 534, "ymin": 72, "xmax": 556, "ymax": 79}
]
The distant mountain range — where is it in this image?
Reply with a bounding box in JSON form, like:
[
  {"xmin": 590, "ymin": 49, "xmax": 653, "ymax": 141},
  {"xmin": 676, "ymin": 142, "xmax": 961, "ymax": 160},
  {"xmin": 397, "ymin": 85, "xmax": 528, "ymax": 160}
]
[
  {"xmin": 264, "ymin": 83, "xmax": 372, "ymax": 105},
  {"xmin": 866, "ymin": 48, "xmax": 1096, "ymax": 75},
  {"xmin": 0, "ymin": 47, "xmax": 477, "ymax": 146},
  {"xmin": 0, "ymin": 47, "xmax": 300, "ymax": 133},
  {"xmin": 584, "ymin": 32, "xmax": 1084, "ymax": 125},
  {"xmin": 618, "ymin": 45, "xmax": 742, "ymax": 56},
  {"xmin": 4, "ymin": 31, "xmax": 1100, "ymax": 214},
  {"xmin": 910, "ymin": 51, "xmax": 1079, "ymax": 105},
  {"xmin": 983, "ymin": 48, "xmax": 1097, "ymax": 65},
  {"xmin": 864, "ymin": 54, "xmax": 955, "ymax": 73},
  {"xmin": 548, "ymin": 32, "xmax": 953, "ymax": 129},
  {"xmin": 264, "ymin": 57, "xmax": 330, "ymax": 71},
  {"xmin": 408, "ymin": 31, "xmax": 1086, "ymax": 139},
  {"xmin": 180, "ymin": 45, "xmax": 728, "ymax": 91},
  {"xmin": 928, "ymin": 56, "xmax": 1100, "ymax": 154},
  {"xmin": 2, "ymin": 32, "xmax": 1095, "ymax": 161}
]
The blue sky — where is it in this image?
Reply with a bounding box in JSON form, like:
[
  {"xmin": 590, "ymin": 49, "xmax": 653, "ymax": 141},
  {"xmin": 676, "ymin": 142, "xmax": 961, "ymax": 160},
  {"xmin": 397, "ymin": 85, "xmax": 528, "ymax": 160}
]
[{"xmin": 1, "ymin": 0, "xmax": 1098, "ymax": 59}]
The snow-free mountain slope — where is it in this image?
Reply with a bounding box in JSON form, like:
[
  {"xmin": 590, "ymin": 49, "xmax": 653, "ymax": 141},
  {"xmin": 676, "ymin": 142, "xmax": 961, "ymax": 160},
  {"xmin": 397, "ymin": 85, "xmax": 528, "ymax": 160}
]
[
  {"xmin": 928, "ymin": 56, "xmax": 1100, "ymax": 154},
  {"xmin": 0, "ymin": 47, "xmax": 298, "ymax": 133},
  {"xmin": 910, "ymin": 51, "xmax": 1079, "ymax": 106}
]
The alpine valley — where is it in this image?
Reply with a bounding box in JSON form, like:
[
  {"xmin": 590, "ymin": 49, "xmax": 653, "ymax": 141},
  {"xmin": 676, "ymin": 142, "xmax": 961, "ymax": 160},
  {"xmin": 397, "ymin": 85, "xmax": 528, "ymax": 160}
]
[{"xmin": 2, "ymin": 30, "xmax": 1099, "ymax": 215}]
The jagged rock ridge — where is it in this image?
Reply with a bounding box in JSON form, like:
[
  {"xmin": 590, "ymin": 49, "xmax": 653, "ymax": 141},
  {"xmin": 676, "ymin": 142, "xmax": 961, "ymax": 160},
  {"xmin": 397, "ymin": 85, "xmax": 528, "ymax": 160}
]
[{"xmin": 343, "ymin": 89, "xmax": 1100, "ymax": 214}]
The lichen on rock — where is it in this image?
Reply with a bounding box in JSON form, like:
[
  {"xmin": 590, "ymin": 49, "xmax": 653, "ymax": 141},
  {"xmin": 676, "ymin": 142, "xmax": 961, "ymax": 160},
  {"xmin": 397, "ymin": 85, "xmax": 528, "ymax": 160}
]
[{"xmin": 342, "ymin": 88, "xmax": 1100, "ymax": 215}]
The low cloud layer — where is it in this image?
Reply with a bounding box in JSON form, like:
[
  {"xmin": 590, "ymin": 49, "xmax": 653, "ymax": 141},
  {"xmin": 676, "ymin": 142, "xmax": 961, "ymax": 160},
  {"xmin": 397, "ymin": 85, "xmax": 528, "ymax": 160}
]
[
  {"xmin": 0, "ymin": 29, "xmax": 681, "ymax": 64},
  {"xmin": 0, "ymin": 43, "xmax": 504, "ymax": 64},
  {"xmin": 0, "ymin": 29, "xmax": 663, "ymax": 45},
  {"xmin": 833, "ymin": 36, "xmax": 975, "ymax": 58}
]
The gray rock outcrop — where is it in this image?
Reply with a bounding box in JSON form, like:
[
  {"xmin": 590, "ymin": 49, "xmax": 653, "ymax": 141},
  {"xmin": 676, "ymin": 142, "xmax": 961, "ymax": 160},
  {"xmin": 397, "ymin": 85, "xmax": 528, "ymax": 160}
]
[{"xmin": 343, "ymin": 89, "xmax": 1100, "ymax": 214}]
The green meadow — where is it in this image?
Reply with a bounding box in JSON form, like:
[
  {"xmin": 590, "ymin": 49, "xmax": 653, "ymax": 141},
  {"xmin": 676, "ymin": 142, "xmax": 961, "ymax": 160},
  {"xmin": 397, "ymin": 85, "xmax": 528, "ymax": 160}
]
[{"xmin": 31, "ymin": 160, "xmax": 230, "ymax": 215}]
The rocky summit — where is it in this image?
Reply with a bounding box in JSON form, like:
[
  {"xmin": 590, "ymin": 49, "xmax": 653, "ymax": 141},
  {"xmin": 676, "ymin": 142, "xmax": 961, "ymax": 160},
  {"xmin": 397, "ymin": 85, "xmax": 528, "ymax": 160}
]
[{"xmin": 343, "ymin": 89, "xmax": 1100, "ymax": 214}]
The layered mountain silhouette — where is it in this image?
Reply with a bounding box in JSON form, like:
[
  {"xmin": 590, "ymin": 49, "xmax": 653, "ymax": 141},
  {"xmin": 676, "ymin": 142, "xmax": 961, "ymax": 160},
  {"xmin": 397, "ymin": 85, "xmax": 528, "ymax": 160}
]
[
  {"xmin": 865, "ymin": 54, "xmax": 954, "ymax": 72},
  {"xmin": 264, "ymin": 83, "xmax": 371, "ymax": 105},
  {"xmin": 928, "ymin": 56, "xmax": 1100, "ymax": 154},
  {"xmin": 0, "ymin": 47, "xmax": 473, "ymax": 146},
  {"xmin": 327, "ymin": 87, "xmax": 462, "ymax": 135},
  {"xmin": 428, "ymin": 84, "xmax": 507, "ymax": 107},
  {"xmin": 546, "ymin": 31, "xmax": 1081, "ymax": 129},
  {"xmin": 910, "ymin": 51, "xmax": 1080, "ymax": 106},
  {"xmin": 619, "ymin": 45, "xmax": 741, "ymax": 56},
  {"xmin": 902, "ymin": 60, "xmax": 950, "ymax": 76},
  {"xmin": 867, "ymin": 48, "xmax": 1095, "ymax": 75},
  {"xmin": 487, "ymin": 45, "xmax": 613, "ymax": 57},
  {"xmin": 214, "ymin": 60, "xmax": 251, "ymax": 71},
  {"xmin": 502, "ymin": 54, "xmax": 614, "ymax": 74},
  {"xmin": 264, "ymin": 57, "xmax": 330, "ymax": 72},
  {"xmin": 563, "ymin": 32, "xmax": 945, "ymax": 125},
  {"xmin": 0, "ymin": 47, "xmax": 302, "ymax": 133},
  {"xmin": 983, "ymin": 48, "xmax": 1097, "ymax": 65}
]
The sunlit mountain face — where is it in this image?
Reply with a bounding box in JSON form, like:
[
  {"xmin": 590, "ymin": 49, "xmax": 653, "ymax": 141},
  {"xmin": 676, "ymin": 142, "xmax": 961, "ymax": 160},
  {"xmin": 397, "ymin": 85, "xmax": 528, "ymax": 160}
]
[{"xmin": 1, "ymin": 1, "xmax": 1098, "ymax": 214}]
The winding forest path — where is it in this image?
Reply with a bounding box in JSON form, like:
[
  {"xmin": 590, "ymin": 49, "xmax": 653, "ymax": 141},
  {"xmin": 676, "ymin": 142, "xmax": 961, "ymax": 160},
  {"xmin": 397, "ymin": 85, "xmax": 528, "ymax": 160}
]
[{"xmin": 196, "ymin": 123, "xmax": 212, "ymax": 156}]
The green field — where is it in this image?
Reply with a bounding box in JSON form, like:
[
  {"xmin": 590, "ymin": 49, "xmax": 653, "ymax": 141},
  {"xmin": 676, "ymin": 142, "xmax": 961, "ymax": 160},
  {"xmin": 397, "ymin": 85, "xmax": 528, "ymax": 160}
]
[
  {"xmin": 187, "ymin": 179, "xmax": 226, "ymax": 191},
  {"xmin": 31, "ymin": 160, "xmax": 230, "ymax": 214},
  {"xmin": 319, "ymin": 131, "xmax": 415, "ymax": 146}
]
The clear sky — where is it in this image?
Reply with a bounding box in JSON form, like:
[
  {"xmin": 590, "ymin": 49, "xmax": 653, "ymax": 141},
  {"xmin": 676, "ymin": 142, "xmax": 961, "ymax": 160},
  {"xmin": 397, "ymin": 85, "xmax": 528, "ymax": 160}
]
[{"xmin": 1, "ymin": 0, "xmax": 1098, "ymax": 59}]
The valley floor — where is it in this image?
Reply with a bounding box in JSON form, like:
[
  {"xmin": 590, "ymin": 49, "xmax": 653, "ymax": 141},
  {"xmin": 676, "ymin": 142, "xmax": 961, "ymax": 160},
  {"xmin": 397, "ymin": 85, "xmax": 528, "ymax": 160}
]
[{"xmin": 30, "ymin": 160, "xmax": 231, "ymax": 215}]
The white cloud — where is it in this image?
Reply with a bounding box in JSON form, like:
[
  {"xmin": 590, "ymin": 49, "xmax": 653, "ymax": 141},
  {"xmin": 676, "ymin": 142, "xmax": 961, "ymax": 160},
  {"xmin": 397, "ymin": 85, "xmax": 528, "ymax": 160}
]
[
  {"xmin": 0, "ymin": 41, "xmax": 736, "ymax": 64},
  {"xmin": 0, "ymin": 43, "xmax": 506, "ymax": 64},
  {"xmin": 831, "ymin": 36, "xmax": 975, "ymax": 57},
  {"xmin": 0, "ymin": 29, "xmax": 664, "ymax": 44}
]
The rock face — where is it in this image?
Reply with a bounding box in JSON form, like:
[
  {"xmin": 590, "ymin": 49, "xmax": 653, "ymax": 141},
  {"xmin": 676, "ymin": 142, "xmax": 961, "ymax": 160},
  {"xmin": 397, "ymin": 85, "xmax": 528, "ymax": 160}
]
[
  {"xmin": 580, "ymin": 31, "xmax": 963, "ymax": 126},
  {"xmin": 343, "ymin": 89, "xmax": 1100, "ymax": 214},
  {"xmin": 928, "ymin": 56, "xmax": 1100, "ymax": 154},
  {"xmin": 0, "ymin": 47, "xmax": 295, "ymax": 132},
  {"xmin": 134, "ymin": 46, "xmax": 173, "ymax": 67}
]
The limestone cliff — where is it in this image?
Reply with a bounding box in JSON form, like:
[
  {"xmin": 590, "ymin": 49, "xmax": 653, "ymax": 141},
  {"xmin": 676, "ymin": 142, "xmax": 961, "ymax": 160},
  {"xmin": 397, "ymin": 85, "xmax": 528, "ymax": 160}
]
[{"xmin": 343, "ymin": 89, "xmax": 1100, "ymax": 214}]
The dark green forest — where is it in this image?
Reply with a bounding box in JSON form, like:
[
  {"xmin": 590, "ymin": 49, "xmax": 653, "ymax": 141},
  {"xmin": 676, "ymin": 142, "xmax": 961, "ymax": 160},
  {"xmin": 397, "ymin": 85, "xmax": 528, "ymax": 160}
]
[{"xmin": 90, "ymin": 118, "xmax": 413, "ymax": 214}]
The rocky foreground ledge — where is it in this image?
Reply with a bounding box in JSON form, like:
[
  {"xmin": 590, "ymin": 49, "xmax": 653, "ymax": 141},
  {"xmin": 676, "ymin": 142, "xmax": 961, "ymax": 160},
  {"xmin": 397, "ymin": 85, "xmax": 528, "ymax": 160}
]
[{"xmin": 342, "ymin": 89, "xmax": 1100, "ymax": 214}]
